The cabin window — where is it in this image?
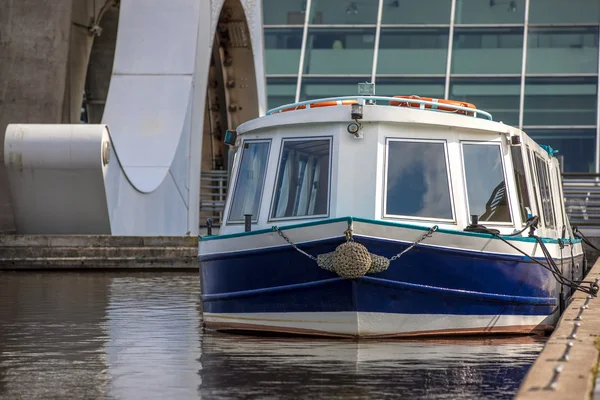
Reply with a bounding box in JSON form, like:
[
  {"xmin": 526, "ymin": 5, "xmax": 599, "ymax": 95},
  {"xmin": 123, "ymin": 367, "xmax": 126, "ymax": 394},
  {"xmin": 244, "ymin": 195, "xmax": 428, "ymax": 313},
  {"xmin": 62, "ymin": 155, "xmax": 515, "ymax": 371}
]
[
  {"xmin": 462, "ymin": 143, "xmax": 511, "ymax": 223},
  {"xmin": 228, "ymin": 140, "xmax": 271, "ymax": 222},
  {"xmin": 271, "ymin": 138, "xmax": 331, "ymax": 219},
  {"xmin": 534, "ymin": 154, "xmax": 556, "ymax": 229},
  {"xmin": 385, "ymin": 139, "xmax": 453, "ymax": 220},
  {"xmin": 510, "ymin": 146, "xmax": 533, "ymax": 223},
  {"xmin": 526, "ymin": 146, "xmax": 543, "ymax": 224},
  {"xmin": 554, "ymin": 168, "xmax": 567, "ymax": 232}
]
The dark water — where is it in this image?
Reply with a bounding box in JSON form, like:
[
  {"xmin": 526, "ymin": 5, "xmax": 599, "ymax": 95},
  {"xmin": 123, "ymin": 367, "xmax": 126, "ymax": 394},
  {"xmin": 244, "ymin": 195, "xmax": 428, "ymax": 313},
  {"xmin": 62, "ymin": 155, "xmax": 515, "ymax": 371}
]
[{"xmin": 0, "ymin": 272, "xmax": 544, "ymax": 399}]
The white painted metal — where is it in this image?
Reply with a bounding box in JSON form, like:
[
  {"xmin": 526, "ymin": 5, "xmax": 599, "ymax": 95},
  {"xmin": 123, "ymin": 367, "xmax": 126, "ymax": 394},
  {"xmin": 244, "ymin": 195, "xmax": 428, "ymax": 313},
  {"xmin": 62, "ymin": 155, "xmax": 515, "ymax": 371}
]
[
  {"xmin": 4, "ymin": 124, "xmax": 111, "ymax": 234},
  {"xmin": 216, "ymin": 102, "xmax": 573, "ymax": 243},
  {"xmin": 444, "ymin": 0, "xmax": 457, "ymax": 100},
  {"xmin": 518, "ymin": 0, "xmax": 531, "ymax": 129},
  {"xmin": 370, "ymin": 0, "xmax": 385, "ymax": 84},
  {"xmin": 201, "ymin": 218, "xmax": 578, "ymax": 261},
  {"xmin": 294, "ymin": 0, "xmax": 313, "ymax": 103},
  {"xmin": 204, "ymin": 311, "xmax": 554, "ymax": 337},
  {"xmin": 102, "ymin": 75, "xmax": 192, "ymax": 192},
  {"xmin": 3, "ymin": 0, "xmax": 267, "ymax": 235},
  {"xmin": 112, "ymin": 0, "xmax": 200, "ymax": 75}
]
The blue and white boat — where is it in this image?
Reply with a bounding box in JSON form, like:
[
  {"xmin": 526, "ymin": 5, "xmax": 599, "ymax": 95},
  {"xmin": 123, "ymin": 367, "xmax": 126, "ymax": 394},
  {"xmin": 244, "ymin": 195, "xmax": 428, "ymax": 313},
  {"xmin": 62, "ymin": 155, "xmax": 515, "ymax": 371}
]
[{"xmin": 199, "ymin": 87, "xmax": 588, "ymax": 338}]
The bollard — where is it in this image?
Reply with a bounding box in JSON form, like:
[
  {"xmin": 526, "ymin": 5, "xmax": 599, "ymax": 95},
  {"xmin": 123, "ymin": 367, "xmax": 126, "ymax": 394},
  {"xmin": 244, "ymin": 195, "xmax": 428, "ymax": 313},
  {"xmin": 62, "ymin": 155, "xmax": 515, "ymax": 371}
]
[
  {"xmin": 558, "ymin": 341, "xmax": 574, "ymax": 362},
  {"xmin": 575, "ymin": 305, "xmax": 585, "ymax": 321},
  {"xmin": 583, "ymin": 295, "xmax": 592, "ymax": 309},
  {"xmin": 544, "ymin": 364, "xmax": 564, "ymax": 390},
  {"xmin": 568, "ymin": 322, "xmax": 581, "ymax": 339}
]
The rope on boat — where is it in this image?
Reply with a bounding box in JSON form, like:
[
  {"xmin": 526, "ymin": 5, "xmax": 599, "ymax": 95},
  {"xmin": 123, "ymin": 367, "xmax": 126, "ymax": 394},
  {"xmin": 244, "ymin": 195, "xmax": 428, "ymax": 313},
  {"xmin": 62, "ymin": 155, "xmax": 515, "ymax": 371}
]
[
  {"xmin": 469, "ymin": 217, "xmax": 599, "ymax": 297},
  {"xmin": 273, "ymin": 221, "xmax": 437, "ymax": 279}
]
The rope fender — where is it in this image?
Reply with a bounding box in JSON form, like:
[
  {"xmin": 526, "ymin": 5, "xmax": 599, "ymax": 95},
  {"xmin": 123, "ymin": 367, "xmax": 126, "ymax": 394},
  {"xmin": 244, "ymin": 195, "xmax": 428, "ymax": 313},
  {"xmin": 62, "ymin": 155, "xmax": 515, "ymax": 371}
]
[{"xmin": 273, "ymin": 220, "xmax": 437, "ymax": 279}]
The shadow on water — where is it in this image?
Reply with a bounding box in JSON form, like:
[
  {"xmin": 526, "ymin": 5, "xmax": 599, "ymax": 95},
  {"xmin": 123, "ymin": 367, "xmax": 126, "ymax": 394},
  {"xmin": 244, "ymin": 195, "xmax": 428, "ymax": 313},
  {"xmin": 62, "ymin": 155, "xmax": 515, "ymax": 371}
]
[{"xmin": 0, "ymin": 272, "xmax": 544, "ymax": 399}]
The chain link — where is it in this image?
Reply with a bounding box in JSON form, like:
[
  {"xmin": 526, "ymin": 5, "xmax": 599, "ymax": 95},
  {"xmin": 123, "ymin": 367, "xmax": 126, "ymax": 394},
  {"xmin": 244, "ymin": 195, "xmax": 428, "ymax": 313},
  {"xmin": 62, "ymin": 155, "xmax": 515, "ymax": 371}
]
[
  {"xmin": 273, "ymin": 227, "xmax": 318, "ymax": 261},
  {"xmin": 389, "ymin": 225, "xmax": 438, "ymax": 262}
]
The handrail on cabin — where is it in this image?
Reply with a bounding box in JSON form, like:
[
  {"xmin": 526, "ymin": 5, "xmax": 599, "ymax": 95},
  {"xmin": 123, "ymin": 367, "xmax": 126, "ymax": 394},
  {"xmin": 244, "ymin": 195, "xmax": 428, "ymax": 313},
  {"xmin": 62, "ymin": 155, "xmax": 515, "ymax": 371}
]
[{"xmin": 266, "ymin": 96, "xmax": 494, "ymax": 121}]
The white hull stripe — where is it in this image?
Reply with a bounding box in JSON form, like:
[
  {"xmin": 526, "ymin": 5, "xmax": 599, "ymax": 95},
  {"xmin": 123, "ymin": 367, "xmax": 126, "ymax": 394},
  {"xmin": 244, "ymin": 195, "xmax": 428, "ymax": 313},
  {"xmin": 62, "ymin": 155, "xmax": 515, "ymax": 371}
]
[
  {"xmin": 200, "ymin": 218, "xmax": 583, "ymax": 260},
  {"xmin": 204, "ymin": 312, "xmax": 555, "ymax": 338}
]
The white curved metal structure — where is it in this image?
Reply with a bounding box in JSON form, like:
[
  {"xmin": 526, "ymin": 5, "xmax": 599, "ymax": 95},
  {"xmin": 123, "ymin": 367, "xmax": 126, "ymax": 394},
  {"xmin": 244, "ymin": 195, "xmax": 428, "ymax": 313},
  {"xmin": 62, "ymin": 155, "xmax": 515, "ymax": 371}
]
[{"xmin": 3, "ymin": 0, "xmax": 266, "ymax": 235}]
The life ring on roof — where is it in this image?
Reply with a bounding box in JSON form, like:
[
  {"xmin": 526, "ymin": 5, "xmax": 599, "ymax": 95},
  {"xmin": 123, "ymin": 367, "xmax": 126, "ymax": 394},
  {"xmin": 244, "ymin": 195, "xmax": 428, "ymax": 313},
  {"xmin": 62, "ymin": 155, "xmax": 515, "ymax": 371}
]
[
  {"xmin": 278, "ymin": 100, "xmax": 358, "ymax": 113},
  {"xmin": 389, "ymin": 95, "xmax": 476, "ymax": 116}
]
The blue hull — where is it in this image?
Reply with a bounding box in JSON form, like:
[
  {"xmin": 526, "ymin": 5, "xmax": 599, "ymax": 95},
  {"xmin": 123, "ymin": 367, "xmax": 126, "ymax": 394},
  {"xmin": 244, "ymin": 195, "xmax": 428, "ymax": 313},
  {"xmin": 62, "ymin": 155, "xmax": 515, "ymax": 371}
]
[{"xmin": 201, "ymin": 238, "xmax": 582, "ymax": 333}]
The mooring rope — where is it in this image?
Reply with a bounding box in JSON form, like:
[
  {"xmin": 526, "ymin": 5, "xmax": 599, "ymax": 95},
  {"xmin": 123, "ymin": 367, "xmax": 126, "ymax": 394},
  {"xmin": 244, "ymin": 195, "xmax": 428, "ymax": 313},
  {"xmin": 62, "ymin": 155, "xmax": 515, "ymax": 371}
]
[{"xmin": 272, "ymin": 223, "xmax": 437, "ymax": 279}]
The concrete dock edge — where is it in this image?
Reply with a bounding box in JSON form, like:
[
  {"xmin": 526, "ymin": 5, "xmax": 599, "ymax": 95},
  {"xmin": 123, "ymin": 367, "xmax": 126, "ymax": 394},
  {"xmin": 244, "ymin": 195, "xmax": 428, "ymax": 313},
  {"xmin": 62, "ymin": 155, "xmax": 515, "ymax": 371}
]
[
  {"xmin": 0, "ymin": 235, "xmax": 199, "ymax": 270},
  {"xmin": 515, "ymin": 259, "xmax": 600, "ymax": 400}
]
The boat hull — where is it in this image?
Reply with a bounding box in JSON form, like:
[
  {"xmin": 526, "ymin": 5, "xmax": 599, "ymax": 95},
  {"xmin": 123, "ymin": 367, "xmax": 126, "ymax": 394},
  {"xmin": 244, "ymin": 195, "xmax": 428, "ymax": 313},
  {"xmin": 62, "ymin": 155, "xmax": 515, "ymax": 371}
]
[{"xmin": 199, "ymin": 218, "xmax": 583, "ymax": 338}]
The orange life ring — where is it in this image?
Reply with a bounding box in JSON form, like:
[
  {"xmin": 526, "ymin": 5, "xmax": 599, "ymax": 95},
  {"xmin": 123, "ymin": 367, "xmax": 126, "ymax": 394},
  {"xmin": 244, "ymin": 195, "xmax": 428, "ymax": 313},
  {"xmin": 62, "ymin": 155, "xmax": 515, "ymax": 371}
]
[
  {"xmin": 278, "ymin": 100, "xmax": 358, "ymax": 113},
  {"xmin": 389, "ymin": 95, "xmax": 476, "ymax": 116}
]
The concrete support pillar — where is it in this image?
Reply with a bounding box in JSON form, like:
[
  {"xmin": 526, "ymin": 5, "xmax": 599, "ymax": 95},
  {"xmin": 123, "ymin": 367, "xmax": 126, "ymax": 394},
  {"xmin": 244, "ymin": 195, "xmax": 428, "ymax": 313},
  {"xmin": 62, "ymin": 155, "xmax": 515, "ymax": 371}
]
[{"xmin": 0, "ymin": 0, "xmax": 75, "ymax": 232}]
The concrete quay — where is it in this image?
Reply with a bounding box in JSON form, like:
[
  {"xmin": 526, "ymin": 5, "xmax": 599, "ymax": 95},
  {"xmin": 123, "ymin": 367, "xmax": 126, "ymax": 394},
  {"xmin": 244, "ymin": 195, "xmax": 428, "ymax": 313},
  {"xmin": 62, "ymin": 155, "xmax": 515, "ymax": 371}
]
[
  {"xmin": 515, "ymin": 260, "xmax": 600, "ymax": 400},
  {"xmin": 0, "ymin": 235, "xmax": 198, "ymax": 270}
]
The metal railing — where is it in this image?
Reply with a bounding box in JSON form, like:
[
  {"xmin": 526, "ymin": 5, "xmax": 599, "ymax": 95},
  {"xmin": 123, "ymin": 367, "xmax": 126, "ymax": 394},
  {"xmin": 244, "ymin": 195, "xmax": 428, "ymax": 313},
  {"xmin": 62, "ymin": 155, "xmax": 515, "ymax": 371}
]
[
  {"xmin": 266, "ymin": 96, "xmax": 494, "ymax": 121},
  {"xmin": 563, "ymin": 173, "xmax": 600, "ymax": 229},
  {"xmin": 199, "ymin": 170, "xmax": 228, "ymax": 227}
]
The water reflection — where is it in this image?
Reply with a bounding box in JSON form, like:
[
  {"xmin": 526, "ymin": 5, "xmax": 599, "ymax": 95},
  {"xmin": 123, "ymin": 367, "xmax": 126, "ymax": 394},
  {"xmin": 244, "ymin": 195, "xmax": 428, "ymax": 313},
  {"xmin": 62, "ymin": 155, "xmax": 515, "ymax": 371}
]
[
  {"xmin": 200, "ymin": 334, "xmax": 544, "ymax": 400},
  {"xmin": 0, "ymin": 272, "xmax": 544, "ymax": 400}
]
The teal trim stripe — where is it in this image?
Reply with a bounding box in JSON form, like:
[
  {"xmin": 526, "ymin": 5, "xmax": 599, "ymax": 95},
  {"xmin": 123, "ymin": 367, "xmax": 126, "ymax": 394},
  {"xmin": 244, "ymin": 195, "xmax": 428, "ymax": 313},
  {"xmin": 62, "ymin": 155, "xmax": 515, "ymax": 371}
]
[
  {"xmin": 199, "ymin": 217, "xmax": 350, "ymax": 241},
  {"xmin": 199, "ymin": 216, "xmax": 582, "ymax": 245}
]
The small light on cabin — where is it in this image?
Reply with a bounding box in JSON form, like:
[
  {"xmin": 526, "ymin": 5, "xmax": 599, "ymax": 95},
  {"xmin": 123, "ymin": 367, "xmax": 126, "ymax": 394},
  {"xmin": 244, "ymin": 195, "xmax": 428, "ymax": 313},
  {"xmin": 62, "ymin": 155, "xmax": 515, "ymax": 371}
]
[{"xmin": 511, "ymin": 135, "xmax": 521, "ymax": 146}]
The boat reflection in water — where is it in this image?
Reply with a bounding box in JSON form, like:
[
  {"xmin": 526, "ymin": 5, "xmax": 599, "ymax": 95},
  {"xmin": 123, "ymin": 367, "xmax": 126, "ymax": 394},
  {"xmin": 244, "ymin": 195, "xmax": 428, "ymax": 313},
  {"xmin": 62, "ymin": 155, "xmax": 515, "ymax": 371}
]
[{"xmin": 199, "ymin": 332, "xmax": 545, "ymax": 399}]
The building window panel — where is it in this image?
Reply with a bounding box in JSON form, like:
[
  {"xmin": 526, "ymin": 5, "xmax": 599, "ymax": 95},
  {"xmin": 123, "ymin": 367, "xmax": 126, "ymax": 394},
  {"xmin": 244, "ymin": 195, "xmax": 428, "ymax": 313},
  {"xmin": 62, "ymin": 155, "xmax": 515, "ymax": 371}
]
[
  {"xmin": 449, "ymin": 78, "xmax": 521, "ymax": 126},
  {"xmin": 527, "ymin": 27, "xmax": 599, "ymax": 75},
  {"xmin": 266, "ymin": 78, "xmax": 297, "ymax": 110},
  {"xmin": 377, "ymin": 28, "xmax": 449, "ymax": 75},
  {"xmin": 375, "ymin": 78, "xmax": 446, "ymax": 99},
  {"xmin": 455, "ymin": 0, "xmax": 525, "ymax": 24},
  {"xmin": 303, "ymin": 28, "xmax": 376, "ymax": 75},
  {"xmin": 523, "ymin": 78, "xmax": 598, "ymax": 126},
  {"xmin": 263, "ymin": 0, "xmax": 309, "ymax": 25},
  {"xmin": 264, "ymin": 28, "xmax": 303, "ymax": 75},
  {"xmin": 526, "ymin": 129, "xmax": 596, "ymax": 173},
  {"xmin": 299, "ymin": 77, "xmax": 370, "ymax": 101},
  {"xmin": 381, "ymin": 0, "xmax": 452, "ymax": 25},
  {"xmin": 451, "ymin": 28, "xmax": 524, "ymax": 75},
  {"xmin": 529, "ymin": 0, "xmax": 600, "ymax": 24},
  {"xmin": 309, "ymin": 0, "xmax": 379, "ymax": 25}
]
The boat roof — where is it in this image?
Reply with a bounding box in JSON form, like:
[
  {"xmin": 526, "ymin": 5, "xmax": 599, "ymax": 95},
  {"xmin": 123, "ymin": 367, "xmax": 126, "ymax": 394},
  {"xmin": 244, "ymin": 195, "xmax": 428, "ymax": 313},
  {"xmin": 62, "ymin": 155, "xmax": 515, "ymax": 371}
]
[{"xmin": 235, "ymin": 94, "xmax": 559, "ymax": 158}]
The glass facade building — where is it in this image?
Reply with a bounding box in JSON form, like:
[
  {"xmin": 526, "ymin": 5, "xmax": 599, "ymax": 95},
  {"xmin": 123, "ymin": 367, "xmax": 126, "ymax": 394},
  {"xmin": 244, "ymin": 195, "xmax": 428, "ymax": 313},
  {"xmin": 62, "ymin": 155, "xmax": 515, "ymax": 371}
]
[{"xmin": 262, "ymin": 0, "xmax": 600, "ymax": 173}]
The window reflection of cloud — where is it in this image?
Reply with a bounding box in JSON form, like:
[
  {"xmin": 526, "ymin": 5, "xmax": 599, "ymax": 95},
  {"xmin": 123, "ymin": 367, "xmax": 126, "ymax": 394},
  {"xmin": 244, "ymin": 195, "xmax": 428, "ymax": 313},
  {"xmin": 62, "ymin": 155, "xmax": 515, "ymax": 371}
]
[{"xmin": 388, "ymin": 143, "xmax": 451, "ymax": 219}]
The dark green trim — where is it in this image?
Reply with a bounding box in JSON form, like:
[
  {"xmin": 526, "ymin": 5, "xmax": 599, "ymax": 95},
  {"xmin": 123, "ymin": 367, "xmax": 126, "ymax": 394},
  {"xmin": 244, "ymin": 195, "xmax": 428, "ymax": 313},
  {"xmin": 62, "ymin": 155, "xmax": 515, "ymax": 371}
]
[{"xmin": 199, "ymin": 216, "xmax": 582, "ymax": 245}]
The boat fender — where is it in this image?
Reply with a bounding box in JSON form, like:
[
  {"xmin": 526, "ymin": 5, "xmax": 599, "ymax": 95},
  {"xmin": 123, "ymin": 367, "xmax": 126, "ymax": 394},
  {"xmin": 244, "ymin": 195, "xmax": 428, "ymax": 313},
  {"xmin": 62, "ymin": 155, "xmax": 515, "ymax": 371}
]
[{"xmin": 317, "ymin": 242, "xmax": 390, "ymax": 279}]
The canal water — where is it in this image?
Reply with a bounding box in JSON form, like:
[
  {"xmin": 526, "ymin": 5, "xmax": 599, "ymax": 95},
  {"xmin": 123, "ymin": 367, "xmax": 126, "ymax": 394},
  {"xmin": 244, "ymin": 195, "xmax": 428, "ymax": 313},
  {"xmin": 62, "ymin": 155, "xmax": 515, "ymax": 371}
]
[{"xmin": 0, "ymin": 272, "xmax": 544, "ymax": 399}]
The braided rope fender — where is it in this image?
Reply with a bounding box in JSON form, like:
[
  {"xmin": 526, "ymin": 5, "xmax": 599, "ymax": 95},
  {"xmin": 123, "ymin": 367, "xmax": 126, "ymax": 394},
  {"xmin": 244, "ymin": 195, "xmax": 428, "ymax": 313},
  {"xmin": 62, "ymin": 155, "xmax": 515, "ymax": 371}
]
[
  {"xmin": 274, "ymin": 221, "xmax": 437, "ymax": 280},
  {"xmin": 317, "ymin": 242, "xmax": 390, "ymax": 279}
]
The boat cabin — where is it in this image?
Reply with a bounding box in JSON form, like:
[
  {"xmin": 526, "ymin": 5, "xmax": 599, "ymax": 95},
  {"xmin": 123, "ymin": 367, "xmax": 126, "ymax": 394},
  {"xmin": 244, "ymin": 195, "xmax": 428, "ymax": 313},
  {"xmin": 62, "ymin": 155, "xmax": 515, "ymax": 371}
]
[{"xmin": 216, "ymin": 92, "xmax": 572, "ymax": 241}]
